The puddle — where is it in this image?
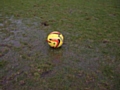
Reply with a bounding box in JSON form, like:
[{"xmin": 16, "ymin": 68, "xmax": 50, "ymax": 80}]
[{"xmin": 0, "ymin": 15, "xmax": 104, "ymax": 90}]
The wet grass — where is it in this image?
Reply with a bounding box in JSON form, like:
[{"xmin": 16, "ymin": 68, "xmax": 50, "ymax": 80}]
[
  {"xmin": 0, "ymin": 60, "xmax": 8, "ymax": 68},
  {"xmin": 0, "ymin": 0, "xmax": 120, "ymax": 90}
]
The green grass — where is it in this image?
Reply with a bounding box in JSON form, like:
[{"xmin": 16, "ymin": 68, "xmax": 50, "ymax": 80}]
[
  {"xmin": 0, "ymin": 0, "xmax": 120, "ymax": 90},
  {"xmin": 0, "ymin": 60, "xmax": 8, "ymax": 68}
]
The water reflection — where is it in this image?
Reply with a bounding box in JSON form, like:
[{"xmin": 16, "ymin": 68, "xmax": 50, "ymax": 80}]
[{"xmin": 47, "ymin": 47, "xmax": 63, "ymax": 65}]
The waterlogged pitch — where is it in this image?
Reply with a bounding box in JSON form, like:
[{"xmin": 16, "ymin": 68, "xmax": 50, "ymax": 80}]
[{"xmin": 0, "ymin": 0, "xmax": 120, "ymax": 90}]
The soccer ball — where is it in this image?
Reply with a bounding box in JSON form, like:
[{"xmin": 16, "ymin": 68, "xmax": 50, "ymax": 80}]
[{"xmin": 47, "ymin": 31, "xmax": 64, "ymax": 48}]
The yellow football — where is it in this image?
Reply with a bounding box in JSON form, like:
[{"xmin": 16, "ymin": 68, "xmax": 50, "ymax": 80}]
[{"xmin": 47, "ymin": 31, "xmax": 64, "ymax": 48}]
